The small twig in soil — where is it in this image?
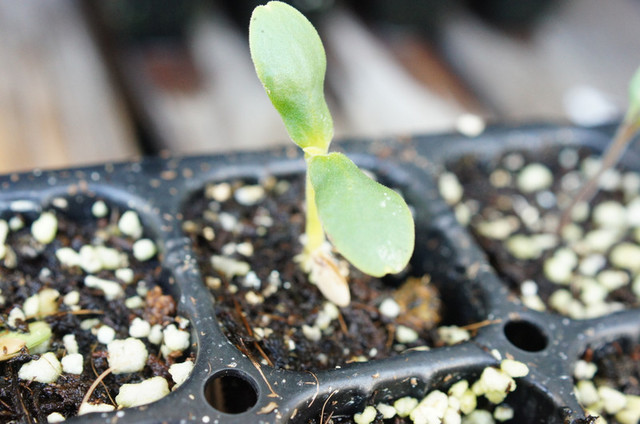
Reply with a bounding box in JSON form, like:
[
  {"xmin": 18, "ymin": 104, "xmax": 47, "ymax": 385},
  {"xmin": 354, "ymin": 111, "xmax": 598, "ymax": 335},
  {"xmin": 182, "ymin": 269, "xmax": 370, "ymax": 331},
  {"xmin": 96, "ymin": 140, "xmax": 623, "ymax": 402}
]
[
  {"xmin": 90, "ymin": 356, "xmax": 115, "ymax": 406},
  {"xmin": 320, "ymin": 390, "xmax": 338, "ymax": 424},
  {"xmin": 583, "ymin": 347, "xmax": 594, "ymax": 363},
  {"xmin": 459, "ymin": 319, "xmax": 502, "ymax": 332},
  {"xmin": 46, "ymin": 309, "xmax": 104, "ymax": 319},
  {"xmin": 253, "ymin": 342, "xmax": 274, "ymax": 368},
  {"xmin": 337, "ymin": 311, "xmax": 348, "ymax": 336},
  {"xmin": 238, "ymin": 340, "xmax": 279, "ymax": 399},
  {"xmin": 323, "ymin": 410, "xmax": 335, "ymax": 424},
  {"xmin": 348, "ymin": 301, "xmax": 379, "ymax": 314},
  {"xmin": 17, "ymin": 385, "xmax": 33, "ymax": 424},
  {"xmin": 10, "ymin": 365, "xmax": 33, "ymax": 424},
  {"xmin": 80, "ymin": 367, "xmax": 113, "ymax": 411},
  {"xmin": 558, "ymin": 121, "xmax": 640, "ymax": 232},
  {"xmin": 304, "ymin": 370, "xmax": 320, "ymax": 408},
  {"xmin": 233, "ymin": 299, "xmax": 274, "ymax": 367},
  {"xmin": 250, "ymin": 356, "xmax": 280, "ymax": 399},
  {"xmin": 558, "ymin": 66, "xmax": 640, "ymax": 233},
  {"xmin": 385, "ymin": 324, "xmax": 395, "ymax": 350}
]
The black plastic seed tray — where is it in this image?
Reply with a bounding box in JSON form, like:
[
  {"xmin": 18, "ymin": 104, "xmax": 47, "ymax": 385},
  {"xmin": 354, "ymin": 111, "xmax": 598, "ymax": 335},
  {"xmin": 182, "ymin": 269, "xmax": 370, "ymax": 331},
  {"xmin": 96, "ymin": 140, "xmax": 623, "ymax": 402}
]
[{"xmin": 1, "ymin": 124, "xmax": 638, "ymax": 424}]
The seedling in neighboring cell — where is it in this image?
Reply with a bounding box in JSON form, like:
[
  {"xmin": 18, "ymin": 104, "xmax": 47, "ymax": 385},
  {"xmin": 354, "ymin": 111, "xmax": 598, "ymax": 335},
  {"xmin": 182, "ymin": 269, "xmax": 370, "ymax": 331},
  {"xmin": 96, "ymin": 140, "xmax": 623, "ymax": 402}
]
[
  {"xmin": 560, "ymin": 66, "xmax": 640, "ymax": 230},
  {"xmin": 249, "ymin": 1, "xmax": 415, "ymax": 306}
]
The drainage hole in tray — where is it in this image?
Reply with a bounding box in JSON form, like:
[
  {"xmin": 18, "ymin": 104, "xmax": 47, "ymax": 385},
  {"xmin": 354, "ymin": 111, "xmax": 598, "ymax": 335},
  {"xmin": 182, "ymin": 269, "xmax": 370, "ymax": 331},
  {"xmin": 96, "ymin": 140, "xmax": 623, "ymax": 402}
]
[
  {"xmin": 503, "ymin": 320, "xmax": 548, "ymax": 352},
  {"xmin": 205, "ymin": 371, "xmax": 258, "ymax": 414}
]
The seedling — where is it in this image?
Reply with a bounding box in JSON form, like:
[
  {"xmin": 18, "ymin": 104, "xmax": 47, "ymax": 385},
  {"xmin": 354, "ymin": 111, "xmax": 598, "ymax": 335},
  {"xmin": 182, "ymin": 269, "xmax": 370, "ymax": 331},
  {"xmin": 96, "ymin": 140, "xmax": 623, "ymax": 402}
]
[
  {"xmin": 560, "ymin": 66, "xmax": 640, "ymax": 229},
  {"xmin": 249, "ymin": 1, "xmax": 415, "ymax": 306},
  {"xmin": 0, "ymin": 321, "xmax": 52, "ymax": 361}
]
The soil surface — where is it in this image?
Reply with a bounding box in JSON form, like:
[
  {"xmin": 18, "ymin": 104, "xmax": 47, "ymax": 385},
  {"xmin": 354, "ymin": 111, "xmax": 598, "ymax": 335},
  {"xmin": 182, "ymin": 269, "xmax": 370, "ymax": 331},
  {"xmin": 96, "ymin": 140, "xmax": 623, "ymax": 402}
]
[
  {"xmin": 446, "ymin": 146, "xmax": 640, "ymax": 318},
  {"xmin": 574, "ymin": 341, "xmax": 640, "ymax": 424},
  {"xmin": 0, "ymin": 203, "xmax": 192, "ymax": 423},
  {"xmin": 184, "ymin": 175, "xmax": 446, "ymax": 371},
  {"xmin": 592, "ymin": 341, "xmax": 640, "ymax": 397}
]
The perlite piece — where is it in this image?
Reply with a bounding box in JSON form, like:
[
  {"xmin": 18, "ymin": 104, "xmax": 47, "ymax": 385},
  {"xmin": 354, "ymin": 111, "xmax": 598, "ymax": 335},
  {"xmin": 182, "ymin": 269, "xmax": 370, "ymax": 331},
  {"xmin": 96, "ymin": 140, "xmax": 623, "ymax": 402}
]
[
  {"xmin": 18, "ymin": 352, "xmax": 62, "ymax": 383},
  {"xmin": 107, "ymin": 338, "xmax": 148, "ymax": 374},
  {"xmin": 78, "ymin": 402, "xmax": 115, "ymax": 415},
  {"xmin": 132, "ymin": 239, "xmax": 157, "ymax": 261},
  {"xmin": 118, "ymin": 210, "xmax": 143, "ymax": 239},
  {"xmin": 84, "ymin": 275, "xmax": 124, "ymax": 301},
  {"xmin": 115, "ymin": 376, "xmax": 170, "ymax": 407},
  {"xmin": 516, "ymin": 163, "xmax": 553, "ymax": 193},
  {"xmin": 353, "ymin": 405, "xmax": 377, "ymax": 424},
  {"xmin": 31, "ymin": 212, "xmax": 58, "ymax": 244},
  {"xmin": 61, "ymin": 353, "xmax": 83, "ymax": 375},
  {"xmin": 161, "ymin": 324, "xmax": 191, "ymax": 357},
  {"xmin": 168, "ymin": 360, "xmax": 195, "ymax": 388}
]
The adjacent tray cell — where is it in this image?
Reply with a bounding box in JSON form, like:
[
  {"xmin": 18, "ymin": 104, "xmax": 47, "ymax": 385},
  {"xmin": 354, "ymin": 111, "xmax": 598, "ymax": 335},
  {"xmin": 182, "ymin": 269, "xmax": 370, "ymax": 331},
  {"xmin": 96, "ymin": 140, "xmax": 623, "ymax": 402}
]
[
  {"xmin": 305, "ymin": 360, "xmax": 560, "ymax": 424},
  {"xmin": 0, "ymin": 196, "xmax": 194, "ymax": 423},
  {"xmin": 573, "ymin": 338, "xmax": 640, "ymax": 424},
  {"xmin": 443, "ymin": 144, "xmax": 640, "ymax": 318}
]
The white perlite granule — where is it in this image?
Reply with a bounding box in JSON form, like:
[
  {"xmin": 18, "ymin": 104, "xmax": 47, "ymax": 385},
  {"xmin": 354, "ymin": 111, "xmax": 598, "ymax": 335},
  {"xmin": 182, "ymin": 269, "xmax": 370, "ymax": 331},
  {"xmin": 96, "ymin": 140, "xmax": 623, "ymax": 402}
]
[
  {"xmin": 18, "ymin": 352, "xmax": 62, "ymax": 383},
  {"xmin": 107, "ymin": 338, "xmax": 148, "ymax": 374},
  {"xmin": 31, "ymin": 212, "xmax": 58, "ymax": 244},
  {"xmin": 118, "ymin": 210, "xmax": 143, "ymax": 239},
  {"xmin": 84, "ymin": 275, "xmax": 124, "ymax": 301},
  {"xmin": 168, "ymin": 360, "xmax": 194, "ymax": 388},
  {"xmin": 234, "ymin": 185, "xmax": 265, "ymax": 206},
  {"xmin": 115, "ymin": 376, "xmax": 170, "ymax": 407},
  {"xmin": 516, "ymin": 163, "xmax": 553, "ymax": 193},
  {"xmin": 439, "ymin": 172, "xmax": 464, "ymax": 205},
  {"xmin": 78, "ymin": 402, "xmax": 115, "ymax": 415},
  {"xmin": 61, "ymin": 353, "xmax": 83, "ymax": 375},
  {"xmin": 353, "ymin": 360, "xmax": 529, "ymax": 424},
  {"xmin": 46, "ymin": 412, "xmax": 66, "ymax": 423},
  {"xmin": 353, "ymin": 405, "xmax": 377, "ymax": 424},
  {"xmin": 91, "ymin": 200, "xmax": 109, "ymax": 218},
  {"xmin": 133, "ymin": 239, "xmax": 157, "ymax": 261}
]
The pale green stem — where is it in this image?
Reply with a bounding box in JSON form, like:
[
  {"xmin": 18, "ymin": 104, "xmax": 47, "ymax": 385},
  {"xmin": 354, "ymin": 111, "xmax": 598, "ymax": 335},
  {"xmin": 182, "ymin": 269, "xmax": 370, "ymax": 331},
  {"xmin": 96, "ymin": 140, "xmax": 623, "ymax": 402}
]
[
  {"xmin": 304, "ymin": 165, "xmax": 325, "ymax": 256},
  {"xmin": 558, "ymin": 113, "xmax": 640, "ymax": 232}
]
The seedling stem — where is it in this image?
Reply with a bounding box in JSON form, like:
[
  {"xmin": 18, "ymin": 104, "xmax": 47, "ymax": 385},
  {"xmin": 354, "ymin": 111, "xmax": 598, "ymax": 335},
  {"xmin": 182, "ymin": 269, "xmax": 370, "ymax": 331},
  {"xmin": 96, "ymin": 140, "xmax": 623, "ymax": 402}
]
[
  {"xmin": 250, "ymin": 1, "xmax": 414, "ymax": 306},
  {"xmin": 559, "ymin": 66, "xmax": 640, "ymax": 231}
]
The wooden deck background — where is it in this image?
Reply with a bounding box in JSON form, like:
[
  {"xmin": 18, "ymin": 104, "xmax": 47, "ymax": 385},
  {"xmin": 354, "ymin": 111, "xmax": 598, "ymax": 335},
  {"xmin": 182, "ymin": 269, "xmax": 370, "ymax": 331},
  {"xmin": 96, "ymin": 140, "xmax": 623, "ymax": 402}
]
[{"xmin": 0, "ymin": 0, "xmax": 639, "ymax": 173}]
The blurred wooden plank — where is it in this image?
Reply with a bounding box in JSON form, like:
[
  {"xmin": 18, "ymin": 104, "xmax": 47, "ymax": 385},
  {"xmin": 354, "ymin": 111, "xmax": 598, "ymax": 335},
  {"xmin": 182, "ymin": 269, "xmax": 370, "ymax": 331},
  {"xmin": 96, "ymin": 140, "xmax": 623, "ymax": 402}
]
[
  {"xmin": 440, "ymin": 0, "xmax": 640, "ymax": 125},
  {"xmin": 117, "ymin": 13, "xmax": 290, "ymax": 155},
  {"xmin": 382, "ymin": 32, "xmax": 489, "ymax": 118},
  {"xmin": 0, "ymin": 0, "xmax": 137, "ymax": 173},
  {"xmin": 115, "ymin": 6, "xmax": 475, "ymax": 154},
  {"xmin": 321, "ymin": 8, "xmax": 466, "ymax": 139}
]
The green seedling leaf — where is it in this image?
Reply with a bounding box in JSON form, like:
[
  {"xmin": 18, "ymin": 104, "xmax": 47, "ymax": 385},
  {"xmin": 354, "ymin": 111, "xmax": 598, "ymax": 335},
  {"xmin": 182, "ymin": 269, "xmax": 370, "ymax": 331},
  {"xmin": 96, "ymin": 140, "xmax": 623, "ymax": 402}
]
[
  {"xmin": 249, "ymin": 1, "xmax": 333, "ymax": 151},
  {"xmin": 309, "ymin": 153, "xmax": 415, "ymax": 276},
  {"xmin": 0, "ymin": 321, "xmax": 52, "ymax": 361}
]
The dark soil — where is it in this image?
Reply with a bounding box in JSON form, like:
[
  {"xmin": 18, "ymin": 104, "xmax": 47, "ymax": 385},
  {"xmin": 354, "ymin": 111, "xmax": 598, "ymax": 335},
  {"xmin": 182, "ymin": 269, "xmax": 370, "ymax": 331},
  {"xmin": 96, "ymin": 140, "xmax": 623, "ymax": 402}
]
[
  {"xmin": 592, "ymin": 341, "xmax": 640, "ymax": 397},
  {"xmin": 183, "ymin": 175, "xmax": 445, "ymax": 371},
  {"xmin": 0, "ymin": 203, "xmax": 192, "ymax": 423},
  {"xmin": 574, "ymin": 340, "xmax": 640, "ymax": 424},
  {"xmin": 447, "ymin": 146, "xmax": 640, "ymax": 313}
]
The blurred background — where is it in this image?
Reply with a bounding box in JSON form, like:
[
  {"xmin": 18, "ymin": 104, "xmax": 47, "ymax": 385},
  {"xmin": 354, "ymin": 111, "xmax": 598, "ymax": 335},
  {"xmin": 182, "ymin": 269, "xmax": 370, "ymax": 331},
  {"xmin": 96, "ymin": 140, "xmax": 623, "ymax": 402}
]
[{"xmin": 0, "ymin": 0, "xmax": 638, "ymax": 173}]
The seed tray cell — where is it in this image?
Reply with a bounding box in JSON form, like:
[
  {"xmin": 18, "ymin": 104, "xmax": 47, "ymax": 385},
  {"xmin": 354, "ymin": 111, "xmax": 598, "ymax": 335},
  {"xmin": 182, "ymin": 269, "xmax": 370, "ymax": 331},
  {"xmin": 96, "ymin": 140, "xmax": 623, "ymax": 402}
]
[{"xmin": 0, "ymin": 125, "xmax": 635, "ymax": 424}]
